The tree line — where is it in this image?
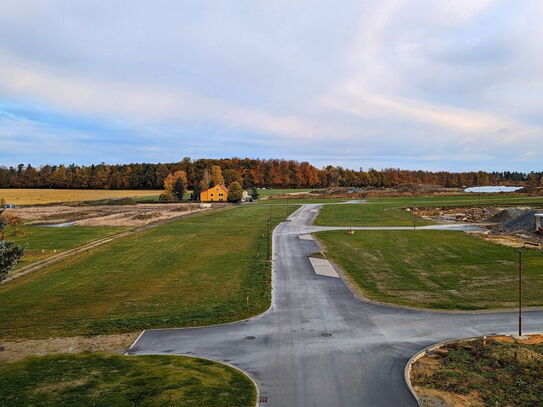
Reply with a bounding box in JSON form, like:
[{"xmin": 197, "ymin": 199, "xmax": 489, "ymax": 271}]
[{"xmin": 0, "ymin": 158, "xmax": 541, "ymax": 190}]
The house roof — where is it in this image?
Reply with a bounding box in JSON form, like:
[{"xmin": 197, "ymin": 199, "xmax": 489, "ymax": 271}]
[{"xmin": 202, "ymin": 184, "xmax": 229, "ymax": 192}]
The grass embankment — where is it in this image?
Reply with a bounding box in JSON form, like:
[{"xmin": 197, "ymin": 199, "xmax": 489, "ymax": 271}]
[
  {"xmin": 0, "ymin": 353, "xmax": 256, "ymax": 407},
  {"xmin": 316, "ymin": 230, "xmax": 543, "ymax": 309},
  {"xmin": 0, "ymin": 189, "xmax": 160, "ymax": 205},
  {"xmin": 411, "ymin": 338, "xmax": 543, "ymax": 407},
  {"xmin": 11, "ymin": 226, "xmax": 128, "ymax": 268},
  {"xmin": 0, "ymin": 205, "xmax": 295, "ymax": 340},
  {"xmin": 315, "ymin": 195, "xmax": 543, "ymax": 227}
]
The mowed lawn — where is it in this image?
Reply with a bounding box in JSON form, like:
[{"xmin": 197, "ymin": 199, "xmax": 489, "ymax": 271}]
[
  {"xmin": 0, "ymin": 189, "xmax": 160, "ymax": 205},
  {"xmin": 258, "ymin": 188, "xmax": 315, "ymax": 197},
  {"xmin": 0, "ymin": 353, "xmax": 255, "ymax": 407},
  {"xmin": 317, "ymin": 230, "xmax": 543, "ymax": 310},
  {"xmin": 315, "ymin": 195, "xmax": 543, "ymax": 227},
  {"xmin": 11, "ymin": 226, "xmax": 128, "ymax": 269},
  {"xmin": 0, "ymin": 205, "xmax": 294, "ymax": 339}
]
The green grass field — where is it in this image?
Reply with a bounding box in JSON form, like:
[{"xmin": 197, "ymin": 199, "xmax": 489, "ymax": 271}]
[
  {"xmin": 315, "ymin": 195, "xmax": 543, "ymax": 227},
  {"xmin": 317, "ymin": 230, "xmax": 543, "ymax": 310},
  {"xmin": 0, "ymin": 205, "xmax": 294, "ymax": 340},
  {"xmin": 11, "ymin": 226, "xmax": 128, "ymax": 269},
  {"xmin": 412, "ymin": 338, "xmax": 543, "ymax": 407},
  {"xmin": 0, "ymin": 353, "xmax": 256, "ymax": 407},
  {"xmin": 257, "ymin": 188, "xmax": 314, "ymax": 197}
]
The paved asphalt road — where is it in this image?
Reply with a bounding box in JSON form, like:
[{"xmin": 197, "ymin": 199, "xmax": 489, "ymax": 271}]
[{"xmin": 128, "ymin": 204, "xmax": 543, "ymax": 407}]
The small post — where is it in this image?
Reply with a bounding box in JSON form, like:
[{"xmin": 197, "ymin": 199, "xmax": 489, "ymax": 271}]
[
  {"xmin": 519, "ymin": 250, "xmax": 523, "ymax": 337},
  {"xmin": 268, "ymin": 206, "xmax": 272, "ymax": 261},
  {"xmin": 413, "ymin": 204, "xmax": 416, "ymax": 231}
]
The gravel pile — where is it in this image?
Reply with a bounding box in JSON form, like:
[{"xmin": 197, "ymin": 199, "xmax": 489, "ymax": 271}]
[
  {"xmin": 488, "ymin": 208, "xmax": 527, "ymax": 223},
  {"xmin": 500, "ymin": 210, "xmax": 541, "ymax": 233}
]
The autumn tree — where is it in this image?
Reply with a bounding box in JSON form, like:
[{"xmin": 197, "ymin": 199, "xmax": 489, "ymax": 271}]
[
  {"xmin": 200, "ymin": 168, "xmax": 211, "ymax": 190},
  {"xmin": 0, "ymin": 212, "xmax": 24, "ymax": 239},
  {"xmin": 223, "ymin": 169, "xmax": 242, "ymax": 186},
  {"xmin": 163, "ymin": 170, "xmax": 188, "ymax": 192},
  {"xmin": 210, "ymin": 165, "xmax": 225, "ymax": 186},
  {"xmin": 227, "ymin": 182, "xmax": 243, "ymax": 203},
  {"xmin": 0, "ymin": 210, "xmax": 25, "ymax": 282}
]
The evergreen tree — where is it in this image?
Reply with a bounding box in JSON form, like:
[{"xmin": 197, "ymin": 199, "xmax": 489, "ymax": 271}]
[
  {"xmin": 251, "ymin": 187, "xmax": 259, "ymax": 200},
  {"xmin": 172, "ymin": 177, "xmax": 185, "ymax": 201}
]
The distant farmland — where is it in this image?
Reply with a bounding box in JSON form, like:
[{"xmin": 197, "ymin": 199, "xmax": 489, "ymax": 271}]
[{"xmin": 0, "ymin": 189, "xmax": 160, "ymax": 205}]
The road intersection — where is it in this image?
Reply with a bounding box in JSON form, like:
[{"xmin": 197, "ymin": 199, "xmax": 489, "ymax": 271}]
[{"xmin": 129, "ymin": 204, "xmax": 543, "ymax": 406}]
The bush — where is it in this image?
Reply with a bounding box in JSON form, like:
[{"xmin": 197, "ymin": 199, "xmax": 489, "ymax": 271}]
[{"xmin": 159, "ymin": 192, "xmax": 174, "ymax": 202}]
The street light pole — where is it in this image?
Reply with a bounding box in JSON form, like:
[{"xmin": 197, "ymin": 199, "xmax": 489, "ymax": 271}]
[
  {"xmin": 268, "ymin": 206, "xmax": 272, "ymax": 261},
  {"xmin": 516, "ymin": 250, "xmax": 523, "ymax": 337}
]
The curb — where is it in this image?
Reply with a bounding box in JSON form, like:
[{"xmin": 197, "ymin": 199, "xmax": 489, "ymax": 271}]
[
  {"xmin": 124, "ymin": 353, "xmax": 261, "ymax": 407},
  {"xmin": 404, "ymin": 336, "xmax": 480, "ymax": 407},
  {"xmin": 125, "ymin": 209, "xmax": 300, "ymax": 339}
]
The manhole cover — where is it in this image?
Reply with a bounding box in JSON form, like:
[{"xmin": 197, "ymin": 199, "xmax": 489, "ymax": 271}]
[
  {"xmin": 245, "ymin": 335, "xmax": 256, "ymax": 340},
  {"xmin": 320, "ymin": 332, "xmax": 333, "ymax": 337}
]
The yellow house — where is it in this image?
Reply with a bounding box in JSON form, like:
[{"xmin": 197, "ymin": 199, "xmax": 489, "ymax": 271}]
[{"xmin": 200, "ymin": 184, "xmax": 229, "ymax": 202}]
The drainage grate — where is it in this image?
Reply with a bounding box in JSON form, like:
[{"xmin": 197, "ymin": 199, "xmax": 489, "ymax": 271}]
[
  {"xmin": 245, "ymin": 335, "xmax": 257, "ymax": 340},
  {"xmin": 320, "ymin": 332, "xmax": 333, "ymax": 337}
]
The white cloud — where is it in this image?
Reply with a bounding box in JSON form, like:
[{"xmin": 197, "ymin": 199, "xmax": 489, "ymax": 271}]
[{"xmin": 0, "ymin": 0, "xmax": 542, "ymax": 170}]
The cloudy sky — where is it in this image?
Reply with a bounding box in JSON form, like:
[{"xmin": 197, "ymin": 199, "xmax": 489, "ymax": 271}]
[{"xmin": 0, "ymin": 0, "xmax": 542, "ymax": 171}]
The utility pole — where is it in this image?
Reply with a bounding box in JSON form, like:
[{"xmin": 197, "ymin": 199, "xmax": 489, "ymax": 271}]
[
  {"xmin": 516, "ymin": 250, "xmax": 523, "ymax": 337},
  {"xmin": 268, "ymin": 206, "xmax": 272, "ymax": 261}
]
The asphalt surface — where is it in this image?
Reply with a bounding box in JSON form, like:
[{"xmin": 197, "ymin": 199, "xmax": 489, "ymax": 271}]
[{"xmin": 128, "ymin": 204, "xmax": 543, "ymax": 407}]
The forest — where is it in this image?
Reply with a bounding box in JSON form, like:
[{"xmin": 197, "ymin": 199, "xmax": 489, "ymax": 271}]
[{"xmin": 1, "ymin": 157, "xmax": 541, "ymax": 190}]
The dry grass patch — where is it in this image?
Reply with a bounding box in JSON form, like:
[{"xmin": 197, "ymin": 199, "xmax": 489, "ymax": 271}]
[
  {"xmin": 0, "ymin": 333, "xmax": 138, "ymax": 363},
  {"xmin": 411, "ymin": 336, "xmax": 543, "ymax": 407},
  {"xmin": 9, "ymin": 203, "xmax": 204, "ymax": 226},
  {"xmin": 0, "ymin": 189, "xmax": 159, "ymax": 205}
]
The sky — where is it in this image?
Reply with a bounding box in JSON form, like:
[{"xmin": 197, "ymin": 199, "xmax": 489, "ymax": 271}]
[{"xmin": 0, "ymin": 0, "xmax": 542, "ymax": 171}]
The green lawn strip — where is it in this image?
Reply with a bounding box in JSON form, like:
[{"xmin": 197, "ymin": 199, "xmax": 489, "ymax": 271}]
[
  {"xmin": 412, "ymin": 339, "xmax": 543, "ymax": 407},
  {"xmin": 258, "ymin": 198, "xmax": 348, "ymax": 204},
  {"xmin": 315, "ymin": 202, "xmax": 432, "ymax": 226},
  {"xmin": 11, "ymin": 226, "xmax": 129, "ymax": 269},
  {"xmin": 0, "ymin": 353, "xmax": 256, "ymax": 407},
  {"xmin": 0, "ymin": 205, "xmax": 295, "ymax": 340},
  {"xmin": 315, "ymin": 195, "xmax": 543, "ymax": 227},
  {"xmin": 316, "ymin": 230, "xmax": 543, "ymax": 310},
  {"xmin": 257, "ymin": 188, "xmax": 315, "ymax": 197}
]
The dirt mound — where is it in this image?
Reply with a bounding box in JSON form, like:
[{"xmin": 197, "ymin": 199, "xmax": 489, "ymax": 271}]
[
  {"xmin": 500, "ymin": 210, "xmax": 540, "ymax": 233},
  {"xmin": 488, "ymin": 208, "xmax": 527, "ymax": 223}
]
